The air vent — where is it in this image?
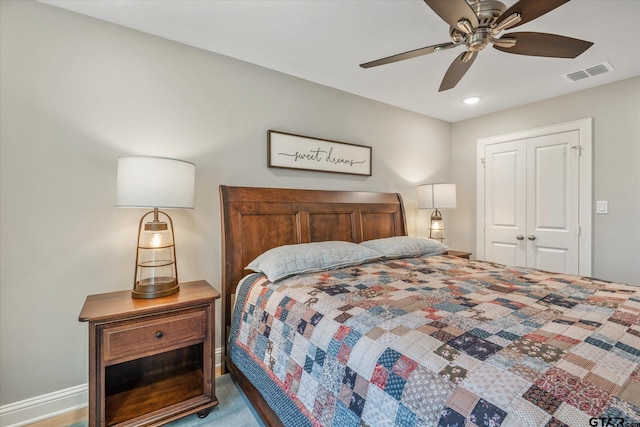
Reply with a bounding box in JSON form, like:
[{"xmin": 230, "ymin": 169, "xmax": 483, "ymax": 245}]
[
  {"xmin": 564, "ymin": 62, "xmax": 615, "ymax": 82},
  {"xmin": 585, "ymin": 63, "xmax": 611, "ymax": 76},
  {"xmin": 566, "ymin": 70, "xmax": 589, "ymax": 81}
]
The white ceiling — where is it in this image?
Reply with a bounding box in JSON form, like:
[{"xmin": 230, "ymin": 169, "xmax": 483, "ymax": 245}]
[{"xmin": 41, "ymin": 0, "xmax": 640, "ymax": 122}]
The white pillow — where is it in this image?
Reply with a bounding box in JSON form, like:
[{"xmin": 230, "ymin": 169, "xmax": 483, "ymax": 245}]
[
  {"xmin": 359, "ymin": 236, "xmax": 448, "ymax": 259},
  {"xmin": 246, "ymin": 241, "xmax": 382, "ymax": 282}
]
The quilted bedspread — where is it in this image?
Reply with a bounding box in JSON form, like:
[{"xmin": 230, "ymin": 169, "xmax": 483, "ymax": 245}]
[{"xmin": 230, "ymin": 255, "xmax": 640, "ymax": 427}]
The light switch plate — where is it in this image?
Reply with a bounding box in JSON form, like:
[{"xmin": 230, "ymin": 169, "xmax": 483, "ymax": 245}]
[{"xmin": 596, "ymin": 201, "xmax": 608, "ymax": 214}]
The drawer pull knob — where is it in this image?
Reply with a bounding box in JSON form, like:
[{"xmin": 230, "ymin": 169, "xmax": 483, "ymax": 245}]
[{"xmin": 155, "ymin": 331, "xmax": 163, "ymax": 339}]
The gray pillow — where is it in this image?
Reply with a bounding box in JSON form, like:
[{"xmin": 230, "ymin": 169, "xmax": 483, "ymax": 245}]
[
  {"xmin": 246, "ymin": 241, "xmax": 382, "ymax": 282},
  {"xmin": 359, "ymin": 236, "xmax": 448, "ymax": 259}
]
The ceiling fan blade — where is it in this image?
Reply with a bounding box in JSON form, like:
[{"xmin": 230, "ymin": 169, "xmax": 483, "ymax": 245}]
[
  {"xmin": 439, "ymin": 50, "xmax": 477, "ymax": 92},
  {"xmin": 424, "ymin": 0, "xmax": 478, "ymax": 31},
  {"xmin": 493, "ymin": 32, "xmax": 593, "ymax": 58},
  {"xmin": 360, "ymin": 42, "xmax": 458, "ymax": 68},
  {"xmin": 495, "ymin": 0, "xmax": 569, "ymax": 29}
]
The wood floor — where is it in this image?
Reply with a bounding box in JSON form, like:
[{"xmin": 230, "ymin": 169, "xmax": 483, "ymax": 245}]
[{"xmin": 27, "ymin": 407, "xmax": 87, "ymax": 426}]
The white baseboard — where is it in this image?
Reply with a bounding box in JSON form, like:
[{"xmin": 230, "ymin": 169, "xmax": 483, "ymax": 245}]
[
  {"xmin": 0, "ymin": 348, "xmax": 222, "ymax": 427},
  {"xmin": 0, "ymin": 384, "xmax": 87, "ymax": 427}
]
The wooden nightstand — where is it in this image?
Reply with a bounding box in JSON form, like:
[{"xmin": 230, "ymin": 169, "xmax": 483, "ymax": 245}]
[
  {"xmin": 79, "ymin": 280, "xmax": 220, "ymax": 427},
  {"xmin": 445, "ymin": 250, "xmax": 472, "ymax": 259}
]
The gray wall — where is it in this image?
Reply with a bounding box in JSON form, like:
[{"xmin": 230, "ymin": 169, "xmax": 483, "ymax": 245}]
[
  {"xmin": 3, "ymin": 0, "xmax": 639, "ymax": 415},
  {"xmin": 449, "ymin": 76, "xmax": 640, "ymax": 285},
  {"xmin": 0, "ymin": 1, "xmax": 451, "ymax": 406}
]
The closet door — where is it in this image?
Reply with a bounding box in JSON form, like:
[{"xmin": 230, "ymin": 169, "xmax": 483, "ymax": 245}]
[
  {"xmin": 477, "ymin": 119, "xmax": 591, "ymax": 276},
  {"xmin": 483, "ymin": 140, "xmax": 527, "ymax": 267},
  {"xmin": 482, "ymin": 130, "xmax": 580, "ymax": 274},
  {"xmin": 526, "ymin": 131, "xmax": 580, "ymax": 274}
]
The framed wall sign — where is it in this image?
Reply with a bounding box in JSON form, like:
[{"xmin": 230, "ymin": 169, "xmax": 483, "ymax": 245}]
[{"xmin": 268, "ymin": 130, "xmax": 372, "ymax": 176}]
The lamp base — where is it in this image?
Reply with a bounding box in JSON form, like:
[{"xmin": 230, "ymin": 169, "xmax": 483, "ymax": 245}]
[
  {"xmin": 132, "ymin": 277, "xmax": 179, "ymax": 299},
  {"xmin": 429, "ymin": 208, "xmax": 445, "ymax": 242}
]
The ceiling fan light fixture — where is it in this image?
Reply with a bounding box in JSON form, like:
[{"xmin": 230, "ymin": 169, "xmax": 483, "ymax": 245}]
[{"xmin": 462, "ymin": 96, "xmax": 482, "ymax": 105}]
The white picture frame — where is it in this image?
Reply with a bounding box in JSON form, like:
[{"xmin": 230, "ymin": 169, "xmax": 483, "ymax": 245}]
[{"xmin": 267, "ymin": 130, "xmax": 372, "ymax": 176}]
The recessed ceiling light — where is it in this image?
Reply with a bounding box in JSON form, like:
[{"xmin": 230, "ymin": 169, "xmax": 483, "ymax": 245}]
[{"xmin": 462, "ymin": 96, "xmax": 482, "ymax": 105}]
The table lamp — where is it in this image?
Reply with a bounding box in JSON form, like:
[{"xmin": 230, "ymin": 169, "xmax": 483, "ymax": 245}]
[
  {"xmin": 417, "ymin": 183, "xmax": 456, "ymax": 242},
  {"xmin": 116, "ymin": 156, "xmax": 195, "ymax": 299}
]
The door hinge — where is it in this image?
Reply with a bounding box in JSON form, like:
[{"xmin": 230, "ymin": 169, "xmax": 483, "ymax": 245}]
[
  {"xmin": 480, "ymin": 158, "xmax": 486, "ymax": 167},
  {"xmin": 571, "ymin": 145, "xmax": 583, "ymax": 156},
  {"xmin": 577, "ymin": 225, "xmax": 581, "ymax": 236}
]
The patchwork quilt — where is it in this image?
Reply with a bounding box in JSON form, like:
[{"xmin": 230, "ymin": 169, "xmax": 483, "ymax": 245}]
[{"xmin": 230, "ymin": 255, "xmax": 640, "ymax": 427}]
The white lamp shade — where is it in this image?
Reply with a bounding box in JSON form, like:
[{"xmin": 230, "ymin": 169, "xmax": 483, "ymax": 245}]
[
  {"xmin": 116, "ymin": 156, "xmax": 195, "ymax": 209},
  {"xmin": 417, "ymin": 183, "xmax": 457, "ymax": 209}
]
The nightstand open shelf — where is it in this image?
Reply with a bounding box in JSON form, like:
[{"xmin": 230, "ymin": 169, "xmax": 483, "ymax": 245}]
[
  {"xmin": 79, "ymin": 280, "xmax": 220, "ymax": 427},
  {"xmin": 104, "ymin": 346, "xmax": 205, "ymax": 425}
]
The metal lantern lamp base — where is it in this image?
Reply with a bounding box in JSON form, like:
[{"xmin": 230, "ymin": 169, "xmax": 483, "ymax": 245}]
[
  {"xmin": 132, "ymin": 209, "xmax": 180, "ymax": 299},
  {"xmin": 132, "ymin": 277, "xmax": 179, "ymax": 299}
]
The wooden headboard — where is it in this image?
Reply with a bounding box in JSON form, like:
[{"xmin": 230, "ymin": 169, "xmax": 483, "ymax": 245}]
[{"xmin": 218, "ymin": 185, "xmax": 407, "ymax": 374}]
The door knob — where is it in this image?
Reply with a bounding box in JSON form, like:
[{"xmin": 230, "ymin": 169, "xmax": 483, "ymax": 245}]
[
  {"xmin": 516, "ymin": 235, "xmax": 524, "ymax": 240},
  {"xmin": 527, "ymin": 235, "xmax": 536, "ymax": 240}
]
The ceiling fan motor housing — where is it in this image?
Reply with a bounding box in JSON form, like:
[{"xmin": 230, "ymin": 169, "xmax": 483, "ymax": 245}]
[
  {"xmin": 467, "ymin": 28, "xmax": 492, "ymax": 51},
  {"xmin": 451, "ymin": 0, "xmax": 508, "ymax": 51},
  {"xmin": 468, "ymin": 0, "xmax": 507, "ymax": 27}
]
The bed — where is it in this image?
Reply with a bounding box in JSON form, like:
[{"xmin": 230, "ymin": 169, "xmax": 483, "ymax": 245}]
[{"xmin": 219, "ymin": 185, "xmax": 640, "ymax": 427}]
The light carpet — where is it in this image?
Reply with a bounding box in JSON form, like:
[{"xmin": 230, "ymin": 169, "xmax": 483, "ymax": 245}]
[{"xmin": 67, "ymin": 374, "xmax": 265, "ymax": 427}]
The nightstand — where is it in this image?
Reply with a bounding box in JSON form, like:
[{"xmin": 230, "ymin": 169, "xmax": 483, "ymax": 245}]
[
  {"xmin": 79, "ymin": 280, "xmax": 220, "ymax": 427},
  {"xmin": 445, "ymin": 250, "xmax": 472, "ymax": 259}
]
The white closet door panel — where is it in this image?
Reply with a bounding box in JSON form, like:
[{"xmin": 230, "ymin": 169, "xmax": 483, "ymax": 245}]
[
  {"xmin": 489, "ymin": 242, "xmax": 522, "ymax": 267},
  {"xmin": 492, "ymin": 154, "xmax": 519, "ymax": 225},
  {"xmin": 534, "ymin": 144, "xmax": 567, "ymax": 229},
  {"xmin": 484, "ymin": 140, "xmax": 527, "ymax": 267},
  {"xmin": 530, "ymin": 246, "xmax": 569, "ymax": 274},
  {"xmin": 526, "ymin": 131, "xmax": 580, "ymax": 273}
]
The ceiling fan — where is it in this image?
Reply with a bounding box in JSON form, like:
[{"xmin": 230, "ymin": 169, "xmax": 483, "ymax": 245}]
[{"xmin": 360, "ymin": 0, "xmax": 593, "ymax": 91}]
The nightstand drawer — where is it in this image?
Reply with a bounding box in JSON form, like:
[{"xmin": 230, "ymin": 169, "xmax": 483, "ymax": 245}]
[{"xmin": 103, "ymin": 309, "xmax": 206, "ymax": 362}]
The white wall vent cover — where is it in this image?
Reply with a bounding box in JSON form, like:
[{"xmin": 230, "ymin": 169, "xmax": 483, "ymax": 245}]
[{"xmin": 564, "ymin": 62, "xmax": 615, "ymax": 82}]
